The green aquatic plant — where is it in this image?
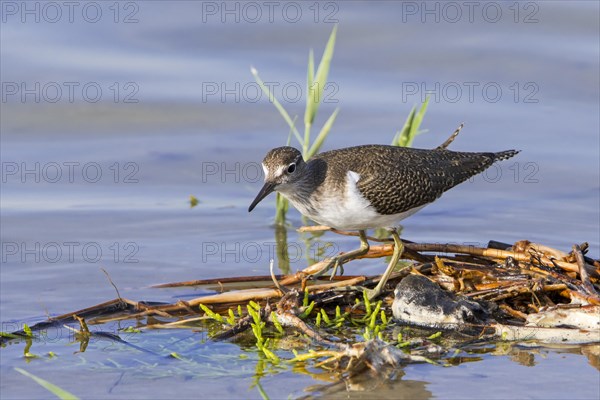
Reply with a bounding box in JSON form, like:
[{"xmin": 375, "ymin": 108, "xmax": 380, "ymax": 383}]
[
  {"xmin": 199, "ymin": 303, "xmax": 225, "ymax": 324},
  {"xmin": 355, "ymin": 290, "xmax": 388, "ymax": 341},
  {"xmin": 252, "ymin": 26, "xmax": 339, "ymax": 225},
  {"xmin": 297, "ymin": 288, "xmax": 316, "ymax": 319},
  {"xmin": 392, "ymin": 96, "xmax": 430, "ymax": 147},
  {"xmin": 14, "ymin": 368, "xmax": 79, "ymax": 400},
  {"xmin": 189, "ymin": 195, "xmax": 199, "ymax": 208},
  {"xmin": 247, "ymin": 303, "xmax": 280, "ymax": 363}
]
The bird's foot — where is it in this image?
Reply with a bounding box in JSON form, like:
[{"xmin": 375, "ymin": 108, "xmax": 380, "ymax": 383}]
[
  {"xmin": 363, "ymin": 230, "xmax": 404, "ymax": 300},
  {"xmin": 325, "ymin": 257, "xmax": 344, "ymax": 280},
  {"xmin": 363, "ymin": 286, "xmax": 386, "ymax": 302},
  {"xmin": 314, "ymin": 247, "xmax": 365, "ymax": 280},
  {"xmin": 313, "ymin": 230, "xmax": 370, "ymax": 280}
]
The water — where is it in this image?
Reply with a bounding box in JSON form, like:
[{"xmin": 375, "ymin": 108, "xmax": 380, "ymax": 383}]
[{"xmin": 1, "ymin": 1, "xmax": 599, "ymax": 399}]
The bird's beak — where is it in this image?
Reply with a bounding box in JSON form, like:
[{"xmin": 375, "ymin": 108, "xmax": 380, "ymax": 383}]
[{"xmin": 248, "ymin": 181, "xmax": 276, "ymax": 212}]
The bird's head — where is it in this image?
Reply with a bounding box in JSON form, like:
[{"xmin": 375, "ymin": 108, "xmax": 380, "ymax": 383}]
[{"xmin": 248, "ymin": 146, "xmax": 306, "ymax": 212}]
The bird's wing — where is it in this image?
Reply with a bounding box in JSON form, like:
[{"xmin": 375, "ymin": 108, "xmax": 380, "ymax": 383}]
[{"xmin": 352, "ymin": 147, "xmax": 496, "ymax": 215}]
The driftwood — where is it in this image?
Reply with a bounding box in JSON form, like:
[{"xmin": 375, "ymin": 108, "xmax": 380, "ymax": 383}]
[{"xmin": 2, "ymin": 233, "xmax": 599, "ymax": 376}]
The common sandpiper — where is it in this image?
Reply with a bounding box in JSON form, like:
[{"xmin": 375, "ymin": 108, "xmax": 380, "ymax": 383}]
[{"xmin": 249, "ymin": 130, "xmax": 519, "ymax": 299}]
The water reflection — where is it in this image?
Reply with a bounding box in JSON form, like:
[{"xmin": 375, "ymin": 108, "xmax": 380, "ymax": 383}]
[
  {"xmin": 274, "ymin": 219, "xmax": 339, "ymax": 274},
  {"xmin": 300, "ymin": 368, "xmax": 431, "ymax": 399},
  {"xmin": 274, "ymin": 224, "xmax": 291, "ymax": 274}
]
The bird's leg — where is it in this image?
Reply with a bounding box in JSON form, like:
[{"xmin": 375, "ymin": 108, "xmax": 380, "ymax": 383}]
[
  {"xmin": 315, "ymin": 230, "xmax": 370, "ymax": 279},
  {"xmin": 364, "ymin": 228, "xmax": 404, "ymax": 301}
]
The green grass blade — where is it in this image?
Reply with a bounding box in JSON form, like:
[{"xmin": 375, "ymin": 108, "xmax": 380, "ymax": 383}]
[
  {"xmin": 14, "ymin": 368, "xmax": 79, "ymax": 400},
  {"xmin": 275, "ymin": 193, "xmax": 288, "ymax": 225},
  {"xmin": 410, "ymin": 96, "xmax": 430, "ymax": 141},
  {"xmin": 307, "ymin": 49, "xmax": 315, "ymax": 87},
  {"xmin": 305, "ymin": 25, "xmax": 337, "ymax": 127},
  {"xmin": 304, "ymin": 49, "xmax": 315, "ymax": 126},
  {"xmin": 393, "ymin": 107, "xmax": 416, "ymax": 147},
  {"xmin": 287, "ymin": 116, "xmax": 297, "ymax": 146},
  {"xmin": 307, "ymin": 107, "xmax": 339, "ymax": 158},
  {"xmin": 302, "ymin": 122, "xmax": 311, "ymax": 156},
  {"xmin": 251, "ymin": 67, "xmax": 303, "ymax": 145},
  {"xmin": 302, "ymin": 50, "xmax": 316, "ymax": 156},
  {"xmin": 0, "ymin": 331, "xmax": 20, "ymax": 339},
  {"xmin": 392, "ymin": 96, "xmax": 430, "ymax": 147},
  {"xmin": 256, "ymin": 381, "xmax": 270, "ymax": 400}
]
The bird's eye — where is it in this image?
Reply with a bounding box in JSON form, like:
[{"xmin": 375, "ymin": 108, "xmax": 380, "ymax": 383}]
[{"xmin": 287, "ymin": 163, "xmax": 296, "ymax": 174}]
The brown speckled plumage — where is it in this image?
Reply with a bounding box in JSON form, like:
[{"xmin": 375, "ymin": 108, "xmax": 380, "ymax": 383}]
[
  {"xmin": 249, "ymin": 145, "xmax": 518, "ymax": 230},
  {"xmin": 315, "ymin": 145, "xmax": 518, "ymax": 215},
  {"xmin": 260, "ymin": 145, "xmax": 519, "ymax": 216}
]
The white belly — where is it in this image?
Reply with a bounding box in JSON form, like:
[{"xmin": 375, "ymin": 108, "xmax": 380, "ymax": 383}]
[
  {"xmin": 284, "ymin": 170, "xmax": 427, "ymax": 231},
  {"xmin": 307, "ymin": 200, "xmax": 425, "ymax": 230}
]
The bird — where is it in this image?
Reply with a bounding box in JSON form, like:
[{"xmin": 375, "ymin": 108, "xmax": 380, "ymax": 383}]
[{"xmin": 248, "ymin": 128, "xmax": 519, "ymax": 299}]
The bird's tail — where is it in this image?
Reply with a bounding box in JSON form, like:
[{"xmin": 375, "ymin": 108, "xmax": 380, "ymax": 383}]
[{"xmin": 494, "ymin": 149, "xmax": 520, "ymax": 162}]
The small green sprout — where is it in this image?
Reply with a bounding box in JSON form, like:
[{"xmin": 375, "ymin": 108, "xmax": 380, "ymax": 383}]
[
  {"xmin": 199, "ymin": 304, "xmax": 224, "ymax": 323},
  {"xmin": 270, "ymin": 312, "xmax": 284, "ymax": 335},
  {"xmin": 302, "ymin": 288, "xmax": 310, "ymax": 307},
  {"xmin": 428, "ymin": 331, "xmax": 442, "ymax": 340},
  {"xmin": 299, "ymin": 300, "xmax": 315, "ymax": 319},
  {"xmin": 362, "ymin": 291, "xmax": 372, "ymax": 316},
  {"xmin": 380, "ymin": 310, "xmax": 388, "ymax": 325},
  {"xmin": 320, "ymin": 309, "xmax": 331, "ymax": 325},
  {"xmin": 227, "ymin": 308, "xmax": 236, "ymax": 325}
]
